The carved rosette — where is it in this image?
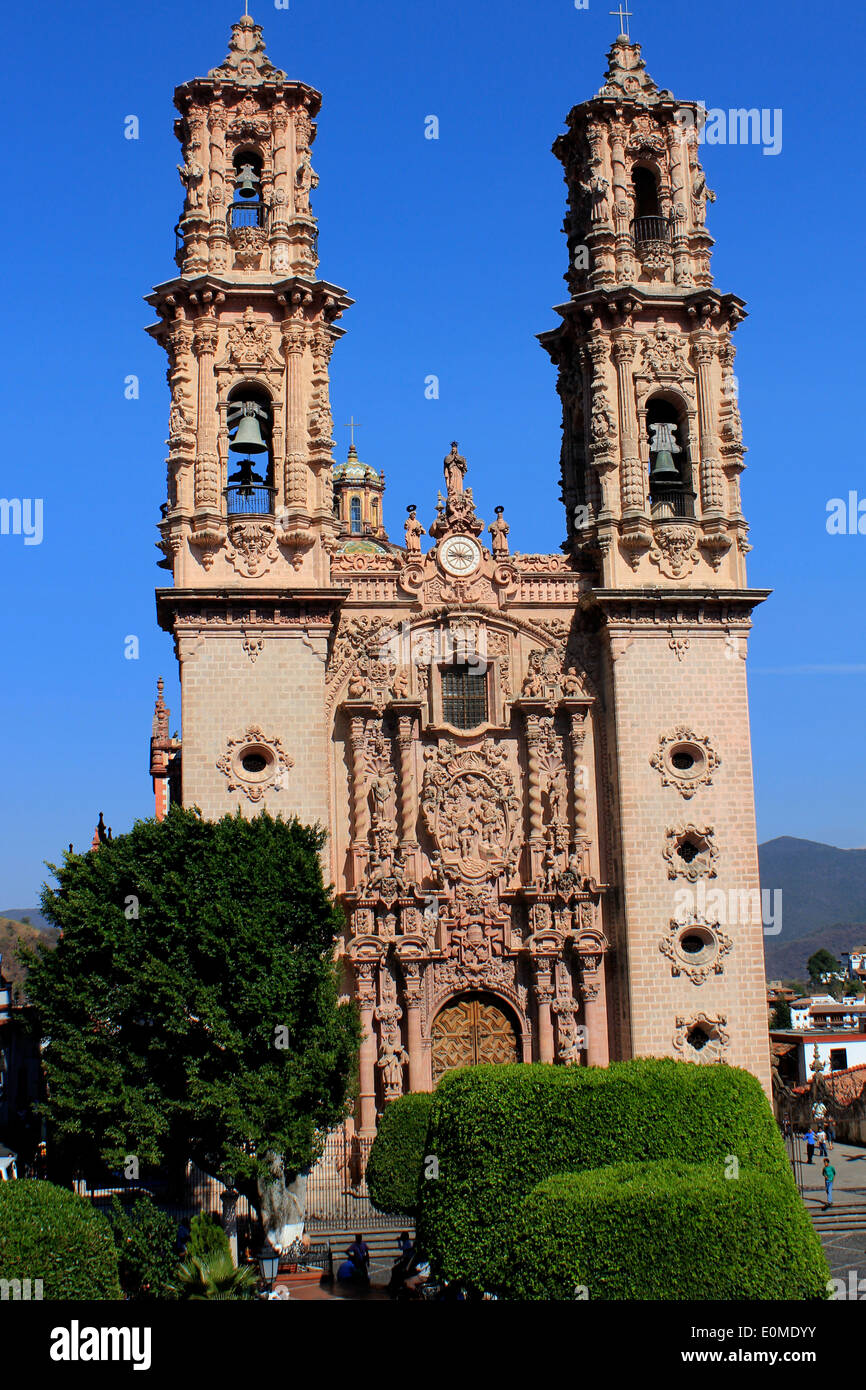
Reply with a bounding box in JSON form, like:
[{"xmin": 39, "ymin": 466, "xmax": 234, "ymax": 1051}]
[
  {"xmin": 672, "ymin": 1013, "xmax": 730, "ymax": 1062},
  {"xmin": 651, "ymin": 728, "xmax": 720, "ymax": 799},
  {"xmin": 663, "ymin": 825, "xmax": 718, "ymax": 881},
  {"xmin": 659, "ymin": 915, "xmax": 732, "ymax": 985},
  {"xmin": 216, "ymin": 724, "xmax": 293, "ymax": 803}
]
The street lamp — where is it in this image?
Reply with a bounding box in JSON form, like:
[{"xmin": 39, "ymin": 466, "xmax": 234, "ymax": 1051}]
[{"xmin": 257, "ymin": 1243, "xmax": 281, "ymax": 1294}]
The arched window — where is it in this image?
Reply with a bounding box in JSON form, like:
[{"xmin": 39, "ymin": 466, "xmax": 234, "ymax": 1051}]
[
  {"xmin": 230, "ymin": 150, "xmax": 264, "ymax": 229},
  {"xmin": 646, "ymin": 396, "xmax": 694, "ymax": 519},
  {"xmin": 371, "ymin": 496, "xmax": 379, "ymax": 527},
  {"xmin": 631, "ymin": 166, "xmax": 666, "ymax": 247},
  {"xmin": 350, "ymin": 496, "xmax": 362, "ymax": 534},
  {"xmin": 226, "ymin": 383, "xmax": 274, "ymax": 517}
]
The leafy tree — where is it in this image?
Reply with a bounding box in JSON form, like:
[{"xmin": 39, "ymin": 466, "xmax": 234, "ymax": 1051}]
[
  {"xmin": 27, "ymin": 808, "xmax": 360, "ymax": 1214},
  {"xmin": 770, "ymin": 998, "xmax": 792, "ymax": 1029},
  {"xmin": 0, "ymin": 1180, "xmax": 121, "ymax": 1300},
  {"xmin": 172, "ymin": 1249, "xmax": 259, "ymax": 1300},
  {"xmin": 807, "ymin": 949, "xmax": 842, "ymax": 985},
  {"xmin": 108, "ymin": 1194, "xmax": 180, "ymax": 1301}
]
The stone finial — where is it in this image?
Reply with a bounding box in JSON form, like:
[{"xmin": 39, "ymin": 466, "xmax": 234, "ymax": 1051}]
[
  {"xmin": 208, "ymin": 14, "xmax": 288, "ymax": 86},
  {"xmin": 597, "ymin": 35, "xmax": 659, "ymax": 102}
]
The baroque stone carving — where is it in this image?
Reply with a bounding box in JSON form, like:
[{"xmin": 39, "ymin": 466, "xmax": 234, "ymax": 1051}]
[
  {"xmin": 225, "ymin": 522, "xmax": 279, "ymax": 578},
  {"xmin": 659, "ymin": 915, "xmax": 733, "ymax": 985},
  {"xmin": 663, "ymin": 825, "xmax": 718, "ymax": 881},
  {"xmin": 421, "ymin": 739, "xmax": 521, "ymax": 884},
  {"xmin": 216, "ymin": 725, "xmax": 293, "ymax": 803},
  {"xmin": 672, "ymin": 1013, "xmax": 730, "ymax": 1061},
  {"xmin": 649, "ymin": 525, "xmax": 699, "ymax": 579},
  {"xmin": 651, "ymin": 727, "xmax": 720, "ymax": 799}
]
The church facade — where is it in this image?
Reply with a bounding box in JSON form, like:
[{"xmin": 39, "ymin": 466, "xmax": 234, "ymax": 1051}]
[{"xmin": 149, "ymin": 16, "xmax": 771, "ymax": 1136}]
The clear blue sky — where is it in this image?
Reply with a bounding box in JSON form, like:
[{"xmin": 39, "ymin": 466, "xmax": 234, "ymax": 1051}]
[{"xmin": 0, "ymin": 0, "xmax": 863, "ymax": 905}]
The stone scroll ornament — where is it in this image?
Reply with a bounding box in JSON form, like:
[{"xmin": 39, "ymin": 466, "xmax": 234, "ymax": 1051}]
[
  {"xmin": 650, "ymin": 727, "xmax": 719, "ymax": 799},
  {"xmin": 421, "ymin": 738, "xmax": 522, "ymax": 885}
]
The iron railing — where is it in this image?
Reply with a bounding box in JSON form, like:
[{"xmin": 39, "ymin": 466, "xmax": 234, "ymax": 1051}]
[
  {"xmin": 631, "ymin": 215, "xmax": 672, "ymax": 246},
  {"xmin": 228, "ymin": 201, "xmax": 268, "ymax": 230},
  {"xmin": 225, "ymin": 484, "xmax": 275, "ymax": 517},
  {"xmin": 649, "ymin": 486, "xmax": 696, "ymax": 519}
]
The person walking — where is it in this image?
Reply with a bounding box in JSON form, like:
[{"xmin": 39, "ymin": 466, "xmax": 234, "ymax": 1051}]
[
  {"xmin": 826, "ymin": 1119, "xmax": 836, "ymax": 1150},
  {"xmin": 816, "ymin": 1128, "xmax": 828, "ymax": 1158},
  {"xmin": 803, "ymin": 1128, "xmax": 816, "ymax": 1164},
  {"xmin": 823, "ymin": 1157, "xmax": 836, "ymax": 1207}
]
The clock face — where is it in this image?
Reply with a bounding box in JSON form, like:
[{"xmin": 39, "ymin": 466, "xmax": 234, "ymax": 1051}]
[{"xmin": 440, "ymin": 535, "xmax": 481, "ymax": 577}]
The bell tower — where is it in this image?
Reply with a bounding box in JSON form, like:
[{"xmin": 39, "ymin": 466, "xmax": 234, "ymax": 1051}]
[
  {"xmin": 540, "ymin": 33, "xmax": 771, "ymax": 1088},
  {"xmin": 149, "ymin": 15, "xmax": 350, "ymax": 824}
]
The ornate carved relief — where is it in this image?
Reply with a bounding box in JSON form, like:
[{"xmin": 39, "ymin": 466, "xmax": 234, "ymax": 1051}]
[
  {"xmin": 663, "ymin": 825, "xmax": 718, "ymax": 881},
  {"xmin": 659, "ymin": 915, "xmax": 732, "ymax": 985},
  {"xmin": 649, "ymin": 525, "xmax": 699, "ymax": 579},
  {"xmin": 651, "ymin": 728, "xmax": 720, "ymax": 799},
  {"xmin": 672, "ymin": 1013, "xmax": 730, "ymax": 1061},
  {"xmin": 225, "ymin": 521, "xmax": 279, "ymax": 577},
  {"xmin": 216, "ymin": 725, "xmax": 293, "ymax": 802},
  {"xmin": 421, "ymin": 739, "xmax": 521, "ymax": 885}
]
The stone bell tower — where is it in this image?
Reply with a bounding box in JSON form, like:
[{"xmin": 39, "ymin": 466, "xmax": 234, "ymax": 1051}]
[
  {"xmin": 148, "ymin": 15, "xmax": 351, "ymax": 824},
  {"xmin": 539, "ymin": 34, "xmax": 771, "ymax": 1088}
]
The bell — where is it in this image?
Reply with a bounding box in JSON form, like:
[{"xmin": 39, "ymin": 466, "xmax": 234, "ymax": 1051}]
[
  {"xmin": 236, "ymin": 163, "xmax": 260, "ymax": 199},
  {"xmin": 648, "ymin": 448, "xmax": 682, "ymax": 483},
  {"xmin": 229, "ymin": 412, "xmax": 268, "ymax": 454}
]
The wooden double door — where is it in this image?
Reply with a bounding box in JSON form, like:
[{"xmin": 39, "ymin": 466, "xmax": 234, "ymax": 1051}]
[{"xmin": 431, "ymin": 993, "xmax": 520, "ymax": 1085}]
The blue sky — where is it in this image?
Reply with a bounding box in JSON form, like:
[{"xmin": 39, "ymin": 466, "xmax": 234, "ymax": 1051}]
[{"xmin": 0, "ymin": 0, "xmax": 863, "ymax": 905}]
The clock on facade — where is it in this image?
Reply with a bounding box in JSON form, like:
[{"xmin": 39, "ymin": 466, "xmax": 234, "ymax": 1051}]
[{"xmin": 439, "ymin": 535, "xmax": 482, "ymax": 577}]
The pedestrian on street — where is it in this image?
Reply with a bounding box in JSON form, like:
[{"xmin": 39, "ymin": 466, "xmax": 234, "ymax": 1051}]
[
  {"xmin": 804, "ymin": 1128, "xmax": 816, "ymax": 1164},
  {"xmin": 826, "ymin": 1120, "xmax": 836, "ymax": 1149},
  {"xmin": 816, "ymin": 1128, "xmax": 828, "ymax": 1158},
  {"xmin": 823, "ymin": 1158, "xmax": 836, "ymax": 1208}
]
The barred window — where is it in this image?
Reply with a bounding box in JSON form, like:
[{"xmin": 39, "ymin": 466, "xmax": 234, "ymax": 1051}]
[{"xmin": 442, "ymin": 664, "xmax": 488, "ymax": 729}]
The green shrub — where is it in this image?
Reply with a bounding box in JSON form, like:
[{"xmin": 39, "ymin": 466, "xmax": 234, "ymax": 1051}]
[
  {"xmin": 505, "ymin": 1162, "xmax": 830, "ymax": 1301},
  {"xmin": 0, "ymin": 1180, "xmax": 122, "ymax": 1300},
  {"xmin": 367, "ymin": 1092, "xmax": 433, "ymax": 1216},
  {"xmin": 418, "ymin": 1059, "xmax": 792, "ymax": 1288},
  {"xmin": 108, "ymin": 1194, "xmax": 180, "ymax": 1300},
  {"xmin": 186, "ymin": 1210, "xmax": 230, "ymax": 1261},
  {"xmin": 172, "ymin": 1249, "xmax": 258, "ymax": 1300}
]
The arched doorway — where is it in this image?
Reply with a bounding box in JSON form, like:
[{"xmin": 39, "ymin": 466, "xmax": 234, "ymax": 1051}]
[{"xmin": 431, "ymin": 993, "xmax": 520, "ymax": 1085}]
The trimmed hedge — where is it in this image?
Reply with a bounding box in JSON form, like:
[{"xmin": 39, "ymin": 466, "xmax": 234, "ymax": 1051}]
[
  {"xmin": 504, "ymin": 1162, "xmax": 830, "ymax": 1301},
  {"xmin": 418, "ymin": 1059, "xmax": 792, "ymax": 1288},
  {"xmin": 367, "ymin": 1092, "xmax": 433, "ymax": 1216},
  {"xmin": 0, "ymin": 1180, "xmax": 122, "ymax": 1300}
]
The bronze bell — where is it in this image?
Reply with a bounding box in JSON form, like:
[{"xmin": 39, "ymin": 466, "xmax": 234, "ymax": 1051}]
[
  {"xmin": 648, "ymin": 421, "xmax": 682, "ymax": 483},
  {"xmin": 236, "ymin": 163, "xmax": 260, "ymax": 199},
  {"xmin": 229, "ymin": 404, "xmax": 268, "ymax": 454}
]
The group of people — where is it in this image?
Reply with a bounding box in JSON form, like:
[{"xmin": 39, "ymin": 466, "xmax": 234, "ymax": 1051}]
[
  {"xmin": 792, "ymin": 1121, "xmax": 837, "ymax": 1207},
  {"xmin": 336, "ymin": 1231, "xmax": 432, "ymax": 1296}
]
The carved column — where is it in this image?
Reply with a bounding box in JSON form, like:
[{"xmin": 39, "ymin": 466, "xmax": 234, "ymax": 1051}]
[
  {"xmin": 348, "ymin": 715, "xmax": 369, "ymax": 882},
  {"xmin": 579, "ymin": 953, "xmax": 609, "ymax": 1067},
  {"xmin": 281, "ymin": 323, "xmax": 308, "ymax": 511},
  {"xmin": 269, "ymin": 106, "xmax": 291, "ymax": 273},
  {"xmin": 355, "ymin": 960, "xmax": 378, "ymax": 1137},
  {"xmin": 611, "ymin": 334, "xmax": 643, "ymax": 514},
  {"xmin": 693, "ymin": 337, "xmax": 724, "ymax": 514},
  {"xmin": 534, "ymin": 972, "xmax": 556, "ymax": 1064},
  {"xmin": 193, "ymin": 322, "xmax": 220, "ymax": 509},
  {"xmin": 609, "ymin": 121, "xmax": 634, "ymax": 283},
  {"xmin": 396, "ymin": 710, "xmax": 419, "ymax": 873},
  {"xmin": 207, "ymin": 107, "xmax": 229, "ymax": 272},
  {"xmin": 402, "ymin": 962, "xmax": 427, "ymax": 1093},
  {"xmin": 523, "ymin": 711, "xmax": 547, "ymax": 883}
]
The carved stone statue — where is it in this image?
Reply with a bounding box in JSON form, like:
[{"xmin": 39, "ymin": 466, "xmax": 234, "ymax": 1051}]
[
  {"xmin": 444, "ymin": 441, "xmax": 467, "ymax": 496},
  {"xmin": 488, "ymin": 506, "xmax": 510, "ymax": 559},
  {"xmin": 404, "ymin": 505, "xmax": 425, "ymax": 554}
]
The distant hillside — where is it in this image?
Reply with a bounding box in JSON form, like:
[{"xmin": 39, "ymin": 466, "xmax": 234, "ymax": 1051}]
[
  {"xmin": 0, "ymin": 908, "xmax": 52, "ymax": 933},
  {"xmin": 759, "ymin": 838, "xmax": 866, "ymax": 980},
  {"xmin": 0, "ymin": 916, "xmax": 59, "ymax": 1003}
]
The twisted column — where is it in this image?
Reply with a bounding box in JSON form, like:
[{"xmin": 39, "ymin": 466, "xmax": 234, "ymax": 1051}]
[
  {"xmin": 349, "ymin": 716, "xmax": 369, "ymax": 852},
  {"xmin": 396, "ymin": 713, "xmax": 418, "ymax": 857},
  {"xmin": 611, "ymin": 335, "xmax": 643, "ymax": 513},
  {"xmin": 693, "ymin": 337, "xmax": 724, "ymax": 513},
  {"xmin": 524, "ymin": 716, "xmax": 545, "ymax": 846},
  {"xmin": 568, "ymin": 707, "xmax": 589, "ymax": 839}
]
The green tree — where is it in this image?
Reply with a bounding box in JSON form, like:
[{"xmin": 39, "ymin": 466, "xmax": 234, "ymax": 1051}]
[
  {"xmin": 770, "ymin": 998, "xmax": 792, "ymax": 1029},
  {"xmin": 807, "ymin": 949, "xmax": 842, "ymax": 985},
  {"xmin": 27, "ymin": 808, "xmax": 360, "ymax": 1219},
  {"xmin": 186, "ymin": 1210, "xmax": 231, "ymax": 1261},
  {"xmin": 108, "ymin": 1194, "xmax": 180, "ymax": 1301}
]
